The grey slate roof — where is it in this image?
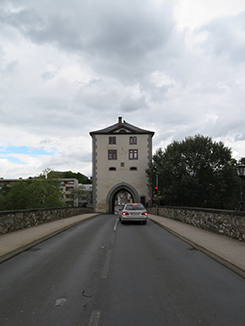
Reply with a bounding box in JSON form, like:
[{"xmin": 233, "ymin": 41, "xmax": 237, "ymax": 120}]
[{"xmin": 90, "ymin": 118, "xmax": 154, "ymax": 136}]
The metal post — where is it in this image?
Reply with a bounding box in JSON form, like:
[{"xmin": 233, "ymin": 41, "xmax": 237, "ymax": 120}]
[
  {"xmin": 156, "ymin": 175, "xmax": 159, "ymax": 215},
  {"xmin": 235, "ymin": 164, "xmax": 245, "ymax": 211},
  {"xmin": 238, "ymin": 177, "xmax": 244, "ymax": 211}
]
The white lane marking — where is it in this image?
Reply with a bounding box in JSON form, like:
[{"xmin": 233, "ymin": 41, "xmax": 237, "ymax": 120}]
[
  {"xmin": 55, "ymin": 298, "xmax": 67, "ymax": 306},
  {"xmin": 113, "ymin": 218, "xmax": 119, "ymax": 231},
  {"xmin": 89, "ymin": 310, "xmax": 101, "ymax": 326},
  {"xmin": 101, "ymin": 249, "xmax": 112, "ymax": 279}
]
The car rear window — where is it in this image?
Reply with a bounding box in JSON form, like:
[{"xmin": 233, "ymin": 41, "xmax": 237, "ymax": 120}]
[{"xmin": 125, "ymin": 204, "xmax": 145, "ymax": 210}]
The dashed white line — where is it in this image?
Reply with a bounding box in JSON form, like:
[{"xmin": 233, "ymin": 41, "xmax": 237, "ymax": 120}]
[
  {"xmin": 89, "ymin": 310, "xmax": 101, "ymax": 326},
  {"xmin": 113, "ymin": 218, "xmax": 119, "ymax": 231},
  {"xmin": 101, "ymin": 249, "xmax": 112, "ymax": 279}
]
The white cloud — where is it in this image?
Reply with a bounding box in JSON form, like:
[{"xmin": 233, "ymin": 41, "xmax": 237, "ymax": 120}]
[
  {"xmin": 0, "ymin": 0, "xmax": 245, "ymax": 178},
  {"xmin": 174, "ymin": 0, "xmax": 245, "ymax": 30}
]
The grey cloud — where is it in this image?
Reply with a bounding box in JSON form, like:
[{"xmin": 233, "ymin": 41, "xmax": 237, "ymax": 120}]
[
  {"xmin": 0, "ymin": 0, "xmax": 177, "ymax": 80},
  {"xmin": 1, "ymin": 96, "xmax": 82, "ymax": 137},
  {"xmin": 41, "ymin": 71, "xmax": 55, "ymax": 80},
  {"xmin": 0, "ymin": 8, "xmax": 44, "ymax": 34},
  {"xmin": 40, "ymin": 139, "xmax": 52, "ymax": 144},
  {"xmin": 0, "ymin": 60, "xmax": 19, "ymax": 76},
  {"xmin": 120, "ymin": 96, "xmax": 148, "ymax": 112},
  {"xmin": 197, "ymin": 11, "xmax": 245, "ymax": 64},
  {"xmin": 234, "ymin": 133, "xmax": 245, "ymax": 141},
  {"xmin": 5, "ymin": 60, "xmax": 18, "ymax": 74},
  {"xmin": 73, "ymin": 83, "xmax": 121, "ymax": 112}
]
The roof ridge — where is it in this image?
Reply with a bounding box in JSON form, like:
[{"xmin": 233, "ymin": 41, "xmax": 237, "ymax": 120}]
[{"xmin": 90, "ymin": 117, "xmax": 154, "ymax": 136}]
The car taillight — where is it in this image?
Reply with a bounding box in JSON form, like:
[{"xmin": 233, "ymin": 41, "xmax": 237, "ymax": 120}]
[
  {"xmin": 141, "ymin": 212, "xmax": 148, "ymax": 216},
  {"xmin": 122, "ymin": 212, "xmax": 129, "ymax": 216}
]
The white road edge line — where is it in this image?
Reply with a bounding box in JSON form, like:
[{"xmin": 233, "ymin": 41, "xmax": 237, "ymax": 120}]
[{"xmin": 89, "ymin": 310, "xmax": 101, "ymax": 326}]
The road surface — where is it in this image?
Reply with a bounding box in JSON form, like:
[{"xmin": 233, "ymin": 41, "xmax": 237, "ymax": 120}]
[{"xmin": 0, "ymin": 214, "xmax": 244, "ymax": 325}]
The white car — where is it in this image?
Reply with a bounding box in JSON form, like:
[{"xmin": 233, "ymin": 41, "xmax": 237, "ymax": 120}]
[{"xmin": 119, "ymin": 203, "xmax": 148, "ymax": 224}]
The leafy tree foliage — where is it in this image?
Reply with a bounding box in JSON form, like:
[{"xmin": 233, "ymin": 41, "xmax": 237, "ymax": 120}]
[
  {"xmin": 0, "ymin": 174, "xmax": 65, "ymax": 211},
  {"xmin": 48, "ymin": 170, "xmax": 91, "ymax": 184},
  {"xmin": 146, "ymin": 135, "xmax": 240, "ymax": 209}
]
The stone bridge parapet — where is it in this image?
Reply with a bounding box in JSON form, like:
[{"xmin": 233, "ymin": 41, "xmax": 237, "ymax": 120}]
[
  {"xmin": 148, "ymin": 206, "xmax": 245, "ymax": 242},
  {"xmin": 0, "ymin": 207, "xmax": 94, "ymax": 235}
]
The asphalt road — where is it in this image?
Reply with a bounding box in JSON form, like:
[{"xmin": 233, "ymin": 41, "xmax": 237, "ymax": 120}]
[{"xmin": 0, "ymin": 214, "xmax": 244, "ymax": 326}]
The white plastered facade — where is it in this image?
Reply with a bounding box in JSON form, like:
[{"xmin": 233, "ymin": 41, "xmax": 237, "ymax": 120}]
[{"xmin": 90, "ymin": 118, "xmax": 154, "ymax": 213}]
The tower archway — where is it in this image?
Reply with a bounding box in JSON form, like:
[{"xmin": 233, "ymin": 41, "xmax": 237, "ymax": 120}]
[{"xmin": 106, "ymin": 182, "xmax": 140, "ymax": 214}]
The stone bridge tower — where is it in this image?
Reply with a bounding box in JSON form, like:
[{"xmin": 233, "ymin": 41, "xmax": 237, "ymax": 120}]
[{"xmin": 90, "ymin": 117, "xmax": 154, "ymax": 213}]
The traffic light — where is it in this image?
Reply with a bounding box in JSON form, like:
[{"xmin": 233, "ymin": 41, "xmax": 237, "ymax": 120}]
[{"xmin": 154, "ymin": 186, "xmax": 158, "ymax": 194}]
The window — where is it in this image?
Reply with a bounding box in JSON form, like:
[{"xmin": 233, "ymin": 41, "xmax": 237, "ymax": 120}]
[
  {"xmin": 130, "ymin": 167, "xmax": 137, "ymax": 171},
  {"xmin": 109, "ymin": 136, "xmax": 116, "ymax": 144},
  {"xmin": 109, "ymin": 167, "xmax": 117, "ymax": 171},
  {"xmin": 129, "ymin": 136, "xmax": 137, "ymax": 144},
  {"xmin": 129, "ymin": 149, "xmax": 138, "ymax": 160},
  {"xmin": 108, "ymin": 150, "xmax": 117, "ymax": 160}
]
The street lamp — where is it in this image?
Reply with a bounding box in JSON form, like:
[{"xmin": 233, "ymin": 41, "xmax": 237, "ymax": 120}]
[{"xmin": 235, "ymin": 164, "xmax": 245, "ymax": 211}]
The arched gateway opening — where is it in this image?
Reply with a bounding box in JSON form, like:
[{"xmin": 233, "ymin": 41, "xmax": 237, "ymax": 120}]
[{"xmin": 106, "ymin": 182, "xmax": 140, "ymax": 214}]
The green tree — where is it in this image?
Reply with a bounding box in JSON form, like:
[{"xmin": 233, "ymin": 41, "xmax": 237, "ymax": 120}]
[
  {"xmin": 0, "ymin": 184, "xmax": 11, "ymax": 210},
  {"xmin": 27, "ymin": 178, "xmax": 65, "ymax": 209},
  {"xmin": 60, "ymin": 171, "xmax": 91, "ymax": 184},
  {"xmin": 146, "ymin": 135, "xmax": 240, "ymax": 209},
  {"xmin": 0, "ymin": 172, "xmax": 65, "ymax": 211},
  {"xmin": 5, "ymin": 180, "xmax": 30, "ymax": 210}
]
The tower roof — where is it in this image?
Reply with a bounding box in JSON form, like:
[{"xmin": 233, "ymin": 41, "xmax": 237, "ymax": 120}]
[{"xmin": 90, "ymin": 117, "xmax": 154, "ymax": 137}]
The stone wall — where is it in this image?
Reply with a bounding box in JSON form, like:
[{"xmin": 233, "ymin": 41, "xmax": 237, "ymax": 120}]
[
  {"xmin": 0, "ymin": 207, "xmax": 94, "ymax": 235},
  {"xmin": 148, "ymin": 206, "xmax": 245, "ymax": 242}
]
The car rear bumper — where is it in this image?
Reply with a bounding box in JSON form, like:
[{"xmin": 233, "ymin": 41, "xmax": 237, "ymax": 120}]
[{"xmin": 121, "ymin": 216, "xmax": 147, "ymax": 222}]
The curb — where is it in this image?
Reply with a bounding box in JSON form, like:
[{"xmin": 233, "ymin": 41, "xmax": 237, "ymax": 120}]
[
  {"xmin": 0, "ymin": 214, "xmax": 99, "ymax": 264},
  {"xmin": 149, "ymin": 217, "xmax": 245, "ymax": 280}
]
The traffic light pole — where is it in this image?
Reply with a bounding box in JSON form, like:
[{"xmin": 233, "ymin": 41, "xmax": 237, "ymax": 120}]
[{"xmin": 156, "ymin": 175, "xmax": 159, "ymax": 215}]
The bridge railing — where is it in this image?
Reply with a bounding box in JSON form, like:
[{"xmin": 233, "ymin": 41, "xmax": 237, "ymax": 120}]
[
  {"xmin": 148, "ymin": 206, "xmax": 245, "ymax": 242},
  {"xmin": 0, "ymin": 207, "xmax": 94, "ymax": 235}
]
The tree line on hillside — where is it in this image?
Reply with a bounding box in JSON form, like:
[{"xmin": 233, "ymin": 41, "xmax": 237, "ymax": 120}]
[
  {"xmin": 48, "ymin": 171, "xmax": 92, "ymax": 184},
  {"xmin": 146, "ymin": 134, "xmax": 244, "ymax": 210},
  {"xmin": 0, "ymin": 170, "xmax": 91, "ymax": 211}
]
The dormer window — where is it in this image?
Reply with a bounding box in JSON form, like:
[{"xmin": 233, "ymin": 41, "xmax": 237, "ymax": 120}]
[
  {"xmin": 109, "ymin": 136, "xmax": 116, "ymax": 144},
  {"xmin": 130, "ymin": 136, "xmax": 137, "ymax": 144}
]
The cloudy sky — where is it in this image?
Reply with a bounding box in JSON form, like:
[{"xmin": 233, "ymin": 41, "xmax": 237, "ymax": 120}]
[{"xmin": 1, "ymin": 0, "xmax": 245, "ymax": 179}]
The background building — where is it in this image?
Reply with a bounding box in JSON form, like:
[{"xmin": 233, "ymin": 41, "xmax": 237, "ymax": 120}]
[{"xmin": 90, "ymin": 117, "xmax": 154, "ymax": 213}]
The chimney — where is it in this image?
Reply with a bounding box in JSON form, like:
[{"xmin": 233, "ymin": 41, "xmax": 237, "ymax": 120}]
[{"xmin": 118, "ymin": 117, "xmax": 122, "ymax": 124}]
